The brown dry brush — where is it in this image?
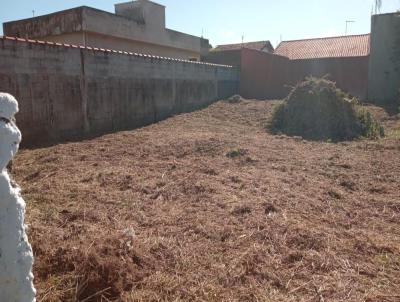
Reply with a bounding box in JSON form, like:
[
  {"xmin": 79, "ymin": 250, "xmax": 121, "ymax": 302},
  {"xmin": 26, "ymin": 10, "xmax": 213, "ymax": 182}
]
[
  {"xmin": 32, "ymin": 231, "xmax": 155, "ymax": 301},
  {"xmin": 13, "ymin": 98, "xmax": 400, "ymax": 302},
  {"xmin": 269, "ymin": 77, "xmax": 384, "ymax": 141}
]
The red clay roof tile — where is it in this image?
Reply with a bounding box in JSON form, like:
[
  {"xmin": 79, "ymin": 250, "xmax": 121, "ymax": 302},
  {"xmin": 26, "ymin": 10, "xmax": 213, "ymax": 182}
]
[{"xmin": 274, "ymin": 34, "xmax": 370, "ymax": 60}]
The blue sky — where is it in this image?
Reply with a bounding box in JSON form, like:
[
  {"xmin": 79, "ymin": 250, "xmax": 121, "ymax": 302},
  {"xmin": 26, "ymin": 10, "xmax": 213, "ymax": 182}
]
[{"xmin": 0, "ymin": 0, "xmax": 399, "ymax": 47}]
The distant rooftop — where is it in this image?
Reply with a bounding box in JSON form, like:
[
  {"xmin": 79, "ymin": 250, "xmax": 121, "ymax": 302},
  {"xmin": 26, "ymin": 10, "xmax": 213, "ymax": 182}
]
[
  {"xmin": 274, "ymin": 34, "xmax": 370, "ymax": 60},
  {"xmin": 214, "ymin": 41, "xmax": 274, "ymax": 53}
]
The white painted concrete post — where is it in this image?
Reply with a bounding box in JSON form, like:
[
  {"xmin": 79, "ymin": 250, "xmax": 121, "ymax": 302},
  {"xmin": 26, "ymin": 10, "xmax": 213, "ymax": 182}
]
[{"xmin": 0, "ymin": 93, "xmax": 36, "ymax": 301}]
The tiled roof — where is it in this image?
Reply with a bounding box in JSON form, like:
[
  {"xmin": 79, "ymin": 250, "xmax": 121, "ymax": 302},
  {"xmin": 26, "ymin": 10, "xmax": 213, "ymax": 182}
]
[
  {"xmin": 214, "ymin": 41, "xmax": 274, "ymax": 52},
  {"xmin": 0, "ymin": 36, "xmax": 233, "ymax": 67},
  {"xmin": 274, "ymin": 34, "xmax": 370, "ymax": 60}
]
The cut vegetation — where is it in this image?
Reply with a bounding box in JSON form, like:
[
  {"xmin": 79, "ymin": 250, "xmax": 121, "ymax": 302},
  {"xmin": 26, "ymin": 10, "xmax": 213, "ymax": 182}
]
[
  {"xmin": 13, "ymin": 98, "xmax": 400, "ymax": 302},
  {"xmin": 270, "ymin": 77, "xmax": 384, "ymax": 141}
]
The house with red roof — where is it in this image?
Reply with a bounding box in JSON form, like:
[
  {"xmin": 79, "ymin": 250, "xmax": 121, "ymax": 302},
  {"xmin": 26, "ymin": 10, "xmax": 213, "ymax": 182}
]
[
  {"xmin": 274, "ymin": 34, "xmax": 371, "ymax": 99},
  {"xmin": 204, "ymin": 34, "xmax": 371, "ymax": 99},
  {"xmin": 274, "ymin": 34, "xmax": 370, "ymax": 60}
]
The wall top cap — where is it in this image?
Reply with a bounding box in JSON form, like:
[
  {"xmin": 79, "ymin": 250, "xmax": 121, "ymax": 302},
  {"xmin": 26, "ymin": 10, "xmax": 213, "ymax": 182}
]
[{"xmin": 0, "ymin": 36, "xmax": 234, "ymax": 68}]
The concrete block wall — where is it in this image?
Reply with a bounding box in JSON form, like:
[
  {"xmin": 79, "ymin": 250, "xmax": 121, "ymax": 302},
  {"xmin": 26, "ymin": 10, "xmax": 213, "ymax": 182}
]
[
  {"xmin": 240, "ymin": 48, "xmax": 291, "ymax": 100},
  {"xmin": 204, "ymin": 48, "xmax": 369, "ymax": 100},
  {"xmin": 202, "ymin": 49, "xmax": 242, "ymax": 68},
  {"xmin": 368, "ymin": 13, "xmax": 400, "ymax": 104},
  {"xmin": 290, "ymin": 56, "xmax": 369, "ymax": 100},
  {"xmin": 0, "ymin": 37, "xmax": 239, "ymax": 146},
  {"xmin": 204, "ymin": 49, "xmax": 290, "ymax": 99}
]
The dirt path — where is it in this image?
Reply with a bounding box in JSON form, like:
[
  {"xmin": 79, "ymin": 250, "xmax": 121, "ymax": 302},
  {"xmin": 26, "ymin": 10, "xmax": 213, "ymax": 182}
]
[{"xmin": 13, "ymin": 100, "xmax": 400, "ymax": 301}]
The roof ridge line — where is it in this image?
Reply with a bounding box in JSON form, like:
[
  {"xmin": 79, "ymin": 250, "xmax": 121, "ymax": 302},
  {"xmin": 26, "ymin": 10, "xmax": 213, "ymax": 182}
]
[{"xmin": 278, "ymin": 33, "xmax": 370, "ymax": 45}]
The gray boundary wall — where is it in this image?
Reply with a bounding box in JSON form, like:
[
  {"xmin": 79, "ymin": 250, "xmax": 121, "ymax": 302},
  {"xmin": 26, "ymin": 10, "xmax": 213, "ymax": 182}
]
[
  {"xmin": 368, "ymin": 13, "xmax": 400, "ymax": 104},
  {"xmin": 0, "ymin": 37, "xmax": 239, "ymax": 146}
]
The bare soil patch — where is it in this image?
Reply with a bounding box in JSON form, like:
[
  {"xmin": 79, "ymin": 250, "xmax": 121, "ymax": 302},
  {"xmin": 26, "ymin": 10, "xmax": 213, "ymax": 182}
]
[{"xmin": 13, "ymin": 99, "xmax": 400, "ymax": 301}]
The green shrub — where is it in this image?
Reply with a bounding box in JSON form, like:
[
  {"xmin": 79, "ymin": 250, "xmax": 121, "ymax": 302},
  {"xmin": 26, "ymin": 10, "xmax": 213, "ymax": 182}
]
[
  {"xmin": 270, "ymin": 102, "xmax": 286, "ymax": 132},
  {"xmin": 269, "ymin": 77, "xmax": 384, "ymax": 141},
  {"xmin": 357, "ymin": 110, "xmax": 385, "ymax": 139}
]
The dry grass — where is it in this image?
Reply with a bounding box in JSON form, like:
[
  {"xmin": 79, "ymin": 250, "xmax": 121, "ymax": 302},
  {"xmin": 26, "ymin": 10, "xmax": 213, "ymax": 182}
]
[{"xmin": 13, "ymin": 99, "xmax": 400, "ymax": 301}]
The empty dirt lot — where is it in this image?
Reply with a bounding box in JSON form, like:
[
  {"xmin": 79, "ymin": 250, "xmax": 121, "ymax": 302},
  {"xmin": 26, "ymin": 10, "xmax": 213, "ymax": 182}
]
[{"xmin": 13, "ymin": 99, "xmax": 400, "ymax": 301}]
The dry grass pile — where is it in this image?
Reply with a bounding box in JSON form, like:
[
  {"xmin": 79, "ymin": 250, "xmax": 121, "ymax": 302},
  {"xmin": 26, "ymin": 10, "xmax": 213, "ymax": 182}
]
[
  {"xmin": 226, "ymin": 94, "xmax": 244, "ymax": 104},
  {"xmin": 270, "ymin": 77, "xmax": 384, "ymax": 141},
  {"xmin": 13, "ymin": 98, "xmax": 400, "ymax": 301}
]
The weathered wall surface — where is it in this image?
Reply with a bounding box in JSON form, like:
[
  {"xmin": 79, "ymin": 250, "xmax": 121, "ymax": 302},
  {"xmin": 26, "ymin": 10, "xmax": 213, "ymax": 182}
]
[
  {"xmin": 3, "ymin": 6, "xmax": 210, "ymax": 60},
  {"xmin": 368, "ymin": 13, "xmax": 400, "ymax": 104},
  {"xmin": 85, "ymin": 32, "xmax": 200, "ymax": 60},
  {"xmin": 82, "ymin": 7, "xmax": 205, "ymax": 58},
  {"xmin": 40, "ymin": 32, "xmax": 85, "ymax": 46},
  {"xmin": 0, "ymin": 38, "xmax": 84, "ymax": 145},
  {"xmin": 290, "ymin": 56, "xmax": 369, "ymax": 99},
  {"xmin": 0, "ymin": 37, "xmax": 238, "ymax": 146},
  {"xmin": 202, "ymin": 49, "xmax": 242, "ymax": 67},
  {"xmin": 203, "ymin": 49, "xmax": 290, "ymax": 99},
  {"xmin": 240, "ymin": 48, "xmax": 291, "ymax": 99},
  {"xmin": 3, "ymin": 7, "xmax": 83, "ymax": 38},
  {"xmin": 204, "ymin": 48, "xmax": 369, "ymax": 100},
  {"xmin": 115, "ymin": 0, "xmax": 166, "ymax": 30}
]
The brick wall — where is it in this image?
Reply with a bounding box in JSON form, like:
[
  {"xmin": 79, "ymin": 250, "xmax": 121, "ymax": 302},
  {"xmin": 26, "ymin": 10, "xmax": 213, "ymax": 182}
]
[{"xmin": 0, "ymin": 37, "xmax": 239, "ymax": 146}]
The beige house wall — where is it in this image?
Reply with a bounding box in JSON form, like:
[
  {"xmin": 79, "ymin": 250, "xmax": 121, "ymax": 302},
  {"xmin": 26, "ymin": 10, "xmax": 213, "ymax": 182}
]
[
  {"xmin": 40, "ymin": 31, "xmax": 200, "ymax": 59},
  {"xmin": 85, "ymin": 31, "xmax": 200, "ymax": 59},
  {"xmin": 40, "ymin": 32, "xmax": 85, "ymax": 46},
  {"xmin": 82, "ymin": 7, "xmax": 203, "ymax": 56},
  {"xmin": 3, "ymin": 4, "xmax": 209, "ymax": 60}
]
